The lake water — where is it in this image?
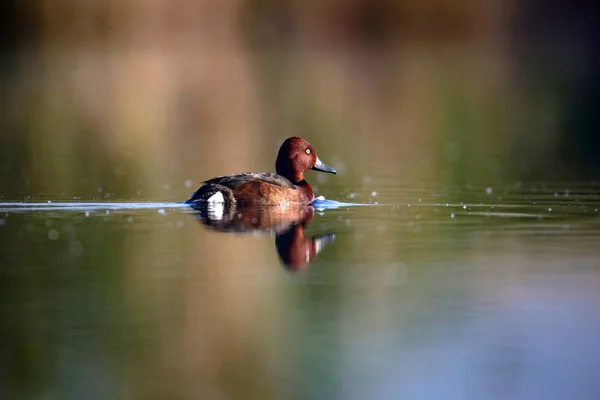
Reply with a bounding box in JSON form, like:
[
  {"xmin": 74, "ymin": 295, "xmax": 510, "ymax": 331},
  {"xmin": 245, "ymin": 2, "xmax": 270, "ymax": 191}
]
[{"xmin": 1, "ymin": 180, "xmax": 599, "ymax": 400}]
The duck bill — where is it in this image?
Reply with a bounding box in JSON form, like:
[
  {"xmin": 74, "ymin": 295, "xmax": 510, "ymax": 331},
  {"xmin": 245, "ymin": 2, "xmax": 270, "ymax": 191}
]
[{"xmin": 312, "ymin": 156, "xmax": 337, "ymax": 174}]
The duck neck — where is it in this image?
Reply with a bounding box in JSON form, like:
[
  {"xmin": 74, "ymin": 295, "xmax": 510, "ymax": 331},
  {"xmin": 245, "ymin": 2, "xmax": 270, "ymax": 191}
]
[
  {"xmin": 296, "ymin": 180, "xmax": 314, "ymax": 201},
  {"xmin": 276, "ymin": 161, "xmax": 304, "ymax": 184}
]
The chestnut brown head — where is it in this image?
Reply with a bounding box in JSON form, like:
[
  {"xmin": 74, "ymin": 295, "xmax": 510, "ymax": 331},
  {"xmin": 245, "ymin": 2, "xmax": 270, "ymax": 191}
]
[{"xmin": 275, "ymin": 137, "xmax": 336, "ymax": 183}]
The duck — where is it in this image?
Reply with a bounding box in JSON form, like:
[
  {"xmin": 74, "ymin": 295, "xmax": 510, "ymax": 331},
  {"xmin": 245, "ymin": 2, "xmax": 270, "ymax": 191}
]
[{"xmin": 186, "ymin": 137, "xmax": 336, "ymax": 206}]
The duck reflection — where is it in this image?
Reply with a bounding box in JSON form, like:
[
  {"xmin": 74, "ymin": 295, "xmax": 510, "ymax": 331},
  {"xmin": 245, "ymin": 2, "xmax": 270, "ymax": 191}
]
[{"xmin": 192, "ymin": 203, "xmax": 335, "ymax": 271}]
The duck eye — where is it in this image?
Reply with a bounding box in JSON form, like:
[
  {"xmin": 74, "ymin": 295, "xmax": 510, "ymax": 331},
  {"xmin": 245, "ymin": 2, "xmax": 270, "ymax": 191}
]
[{"xmin": 305, "ymin": 148, "xmax": 311, "ymax": 155}]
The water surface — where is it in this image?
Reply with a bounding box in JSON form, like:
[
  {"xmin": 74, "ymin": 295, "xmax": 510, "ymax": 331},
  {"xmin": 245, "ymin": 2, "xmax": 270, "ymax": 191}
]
[{"xmin": 1, "ymin": 180, "xmax": 599, "ymax": 400}]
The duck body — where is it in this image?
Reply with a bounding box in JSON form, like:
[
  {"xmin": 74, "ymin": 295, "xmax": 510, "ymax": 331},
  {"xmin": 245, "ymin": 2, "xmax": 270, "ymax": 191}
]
[
  {"xmin": 186, "ymin": 137, "xmax": 336, "ymax": 206},
  {"xmin": 187, "ymin": 172, "xmax": 313, "ymax": 206}
]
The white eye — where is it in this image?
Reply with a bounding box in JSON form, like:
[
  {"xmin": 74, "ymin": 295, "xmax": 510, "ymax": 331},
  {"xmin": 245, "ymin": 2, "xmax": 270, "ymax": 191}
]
[{"xmin": 305, "ymin": 148, "xmax": 311, "ymax": 154}]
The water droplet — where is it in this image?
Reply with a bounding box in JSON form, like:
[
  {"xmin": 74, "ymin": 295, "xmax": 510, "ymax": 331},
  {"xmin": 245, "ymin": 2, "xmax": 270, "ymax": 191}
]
[
  {"xmin": 85, "ymin": 211, "xmax": 90, "ymax": 217},
  {"xmin": 371, "ymin": 191, "xmax": 377, "ymax": 197},
  {"xmin": 463, "ymin": 205, "xmax": 467, "ymax": 209},
  {"xmin": 548, "ymin": 208, "xmax": 552, "ymax": 212},
  {"xmin": 158, "ymin": 209, "xmax": 165, "ymax": 215},
  {"xmin": 127, "ymin": 217, "xmax": 134, "ymax": 223},
  {"xmin": 450, "ymin": 213, "xmax": 455, "ymax": 219},
  {"xmin": 185, "ymin": 179, "xmax": 193, "ymax": 188},
  {"xmin": 163, "ymin": 183, "xmax": 170, "ymax": 190},
  {"xmin": 348, "ymin": 193, "xmax": 356, "ymax": 199},
  {"xmin": 486, "ymin": 187, "xmax": 493, "ymax": 195},
  {"xmin": 97, "ymin": 187, "xmax": 103, "ymax": 193},
  {"xmin": 47, "ymin": 200, "xmax": 51, "ymax": 203},
  {"xmin": 45, "ymin": 220, "xmax": 52, "ymax": 227},
  {"xmin": 106, "ymin": 210, "xmax": 110, "ymax": 215},
  {"xmin": 48, "ymin": 229, "xmax": 59, "ymax": 240}
]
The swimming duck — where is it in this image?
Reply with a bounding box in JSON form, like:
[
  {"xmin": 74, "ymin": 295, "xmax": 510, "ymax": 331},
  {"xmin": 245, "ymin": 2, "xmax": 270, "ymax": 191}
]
[{"xmin": 186, "ymin": 137, "xmax": 336, "ymax": 206}]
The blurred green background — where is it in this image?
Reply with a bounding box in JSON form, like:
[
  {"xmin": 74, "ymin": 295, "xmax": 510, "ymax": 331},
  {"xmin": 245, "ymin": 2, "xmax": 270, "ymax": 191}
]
[{"xmin": 1, "ymin": 1, "xmax": 598, "ymax": 201}]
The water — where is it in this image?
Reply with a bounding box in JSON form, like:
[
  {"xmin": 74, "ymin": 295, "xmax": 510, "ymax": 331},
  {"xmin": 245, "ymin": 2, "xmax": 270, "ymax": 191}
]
[{"xmin": 1, "ymin": 181, "xmax": 599, "ymax": 400}]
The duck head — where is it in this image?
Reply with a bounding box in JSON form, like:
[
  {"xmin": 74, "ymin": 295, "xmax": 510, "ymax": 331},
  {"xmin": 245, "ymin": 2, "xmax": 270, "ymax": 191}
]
[{"xmin": 275, "ymin": 137, "xmax": 336, "ymax": 184}]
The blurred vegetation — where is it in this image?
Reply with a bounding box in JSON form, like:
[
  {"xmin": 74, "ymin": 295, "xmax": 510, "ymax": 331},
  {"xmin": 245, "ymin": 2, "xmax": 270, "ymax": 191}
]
[{"xmin": 0, "ymin": 0, "xmax": 598, "ymax": 201}]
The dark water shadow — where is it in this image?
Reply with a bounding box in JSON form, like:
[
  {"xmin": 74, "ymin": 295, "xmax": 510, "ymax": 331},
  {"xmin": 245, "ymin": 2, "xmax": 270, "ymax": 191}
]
[{"xmin": 191, "ymin": 203, "xmax": 336, "ymax": 271}]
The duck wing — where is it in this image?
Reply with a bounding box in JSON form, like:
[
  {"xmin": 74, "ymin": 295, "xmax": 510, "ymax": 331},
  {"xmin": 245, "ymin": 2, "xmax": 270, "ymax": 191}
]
[{"xmin": 202, "ymin": 173, "xmax": 297, "ymax": 190}]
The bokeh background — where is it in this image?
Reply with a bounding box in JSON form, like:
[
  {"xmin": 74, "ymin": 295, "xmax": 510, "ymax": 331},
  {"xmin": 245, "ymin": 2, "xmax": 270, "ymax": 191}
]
[
  {"xmin": 1, "ymin": 0, "xmax": 599, "ymax": 201},
  {"xmin": 1, "ymin": 2, "xmax": 600, "ymax": 400}
]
